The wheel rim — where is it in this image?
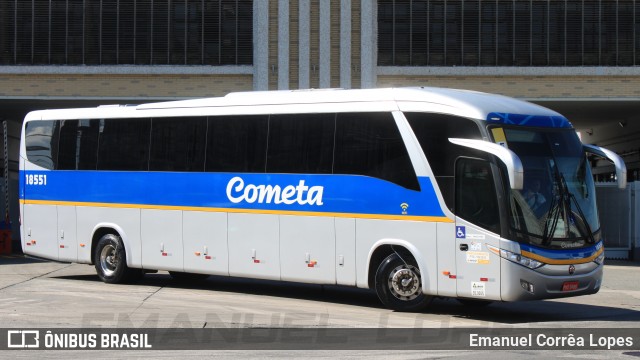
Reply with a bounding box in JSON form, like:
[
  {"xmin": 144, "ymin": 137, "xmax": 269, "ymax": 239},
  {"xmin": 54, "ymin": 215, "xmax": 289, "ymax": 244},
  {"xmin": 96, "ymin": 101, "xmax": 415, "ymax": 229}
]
[
  {"xmin": 387, "ymin": 264, "xmax": 421, "ymax": 301},
  {"xmin": 99, "ymin": 244, "xmax": 118, "ymax": 277}
]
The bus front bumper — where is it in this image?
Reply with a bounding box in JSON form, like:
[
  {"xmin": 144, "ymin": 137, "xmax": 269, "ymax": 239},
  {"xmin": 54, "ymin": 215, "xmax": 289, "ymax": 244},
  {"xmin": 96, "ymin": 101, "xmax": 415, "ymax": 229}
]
[{"xmin": 500, "ymin": 258, "xmax": 603, "ymax": 301}]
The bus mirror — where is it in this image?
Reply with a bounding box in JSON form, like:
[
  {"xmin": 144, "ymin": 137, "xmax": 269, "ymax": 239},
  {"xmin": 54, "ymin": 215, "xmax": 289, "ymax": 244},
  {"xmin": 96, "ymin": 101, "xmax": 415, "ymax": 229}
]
[
  {"xmin": 449, "ymin": 138, "xmax": 524, "ymax": 190},
  {"xmin": 584, "ymin": 144, "xmax": 627, "ymax": 189}
]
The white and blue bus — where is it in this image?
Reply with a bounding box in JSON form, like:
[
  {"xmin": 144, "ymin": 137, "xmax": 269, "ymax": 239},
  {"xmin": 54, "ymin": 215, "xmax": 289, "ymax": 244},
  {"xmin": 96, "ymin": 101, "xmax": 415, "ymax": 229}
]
[{"xmin": 19, "ymin": 87, "xmax": 625, "ymax": 311}]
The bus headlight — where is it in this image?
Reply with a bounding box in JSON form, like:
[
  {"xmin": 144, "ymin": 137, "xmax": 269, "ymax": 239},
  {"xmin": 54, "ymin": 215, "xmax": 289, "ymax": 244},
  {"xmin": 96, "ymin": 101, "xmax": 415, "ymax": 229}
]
[
  {"xmin": 499, "ymin": 249, "xmax": 544, "ymax": 269},
  {"xmin": 594, "ymin": 251, "xmax": 605, "ymax": 265}
]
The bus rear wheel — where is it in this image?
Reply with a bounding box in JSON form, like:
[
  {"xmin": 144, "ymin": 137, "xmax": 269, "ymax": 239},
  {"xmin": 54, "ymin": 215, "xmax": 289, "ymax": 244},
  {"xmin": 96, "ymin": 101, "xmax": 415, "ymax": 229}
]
[
  {"xmin": 374, "ymin": 253, "xmax": 432, "ymax": 312},
  {"xmin": 94, "ymin": 234, "xmax": 141, "ymax": 283}
]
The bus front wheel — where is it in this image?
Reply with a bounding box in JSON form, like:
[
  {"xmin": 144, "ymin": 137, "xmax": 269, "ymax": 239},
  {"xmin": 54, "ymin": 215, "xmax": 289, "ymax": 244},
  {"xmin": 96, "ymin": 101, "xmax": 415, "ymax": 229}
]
[
  {"xmin": 94, "ymin": 234, "xmax": 140, "ymax": 283},
  {"xmin": 374, "ymin": 253, "xmax": 432, "ymax": 312}
]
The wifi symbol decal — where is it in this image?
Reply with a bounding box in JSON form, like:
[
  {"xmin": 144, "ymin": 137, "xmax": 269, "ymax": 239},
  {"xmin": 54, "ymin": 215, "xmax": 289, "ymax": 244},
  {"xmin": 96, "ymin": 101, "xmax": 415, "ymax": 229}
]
[{"xmin": 400, "ymin": 203, "xmax": 409, "ymax": 215}]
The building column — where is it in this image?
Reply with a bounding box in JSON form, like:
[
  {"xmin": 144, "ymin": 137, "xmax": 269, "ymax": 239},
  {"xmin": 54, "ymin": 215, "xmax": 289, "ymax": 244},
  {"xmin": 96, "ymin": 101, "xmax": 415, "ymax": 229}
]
[
  {"xmin": 319, "ymin": 0, "xmax": 331, "ymax": 88},
  {"xmin": 278, "ymin": 0, "xmax": 290, "ymax": 90},
  {"xmin": 340, "ymin": 0, "xmax": 352, "ymax": 89},
  {"xmin": 299, "ymin": 0, "xmax": 310, "ymax": 89},
  {"xmin": 360, "ymin": 0, "xmax": 376, "ymax": 88},
  {"xmin": 253, "ymin": 0, "xmax": 270, "ymax": 91}
]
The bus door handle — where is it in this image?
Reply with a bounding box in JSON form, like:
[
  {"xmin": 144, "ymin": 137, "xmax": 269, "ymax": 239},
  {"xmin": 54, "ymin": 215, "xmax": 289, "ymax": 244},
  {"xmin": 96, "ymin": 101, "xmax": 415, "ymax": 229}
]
[{"xmin": 459, "ymin": 244, "xmax": 468, "ymax": 251}]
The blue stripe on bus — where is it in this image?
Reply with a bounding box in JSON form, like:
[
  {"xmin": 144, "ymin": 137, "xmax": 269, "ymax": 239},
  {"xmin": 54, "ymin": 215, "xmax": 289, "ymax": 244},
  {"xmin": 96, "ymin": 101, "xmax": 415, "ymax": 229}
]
[
  {"xmin": 486, "ymin": 112, "xmax": 572, "ymax": 128},
  {"xmin": 21, "ymin": 171, "xmax": 447, "ymax": 218},
  {"xmin": 519, "ymin": 241, "xmax": 603, "ymax": 261}
]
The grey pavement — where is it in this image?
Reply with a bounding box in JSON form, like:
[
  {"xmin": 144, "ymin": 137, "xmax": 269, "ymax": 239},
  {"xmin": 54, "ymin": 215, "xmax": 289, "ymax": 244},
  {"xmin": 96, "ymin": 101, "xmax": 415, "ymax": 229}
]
[{"xmin": 1, "ymin": 255, "xmax": 639, "ymax": 358}]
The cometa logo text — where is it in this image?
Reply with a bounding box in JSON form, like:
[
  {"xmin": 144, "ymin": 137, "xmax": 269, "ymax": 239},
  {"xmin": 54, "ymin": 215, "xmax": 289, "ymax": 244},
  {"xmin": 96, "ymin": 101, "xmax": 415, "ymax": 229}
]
[{"xmin": 226, "ymin": 177, "xmax": 324, "ymax": 206}]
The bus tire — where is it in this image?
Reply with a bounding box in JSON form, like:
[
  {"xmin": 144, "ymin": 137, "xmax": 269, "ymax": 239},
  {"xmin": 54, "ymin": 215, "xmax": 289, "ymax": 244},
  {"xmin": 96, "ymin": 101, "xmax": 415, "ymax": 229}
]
[
  {"xmin": 94, "ymin": 234, "xmax": 133, "ymax": 284},
  {"xmin": 374, "ymin": 253, "xmax": 432, "ymax": 312},
  {"xmin": 169, "ymin": 271, "xmax": 210, "ymax": 283}
]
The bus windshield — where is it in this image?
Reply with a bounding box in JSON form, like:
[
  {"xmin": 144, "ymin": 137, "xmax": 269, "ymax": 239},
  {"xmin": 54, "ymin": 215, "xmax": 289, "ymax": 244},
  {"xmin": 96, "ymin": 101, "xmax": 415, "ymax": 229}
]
[{"xmin": 494, "ymin": 127, "xmax": 600, "ymax": 249}]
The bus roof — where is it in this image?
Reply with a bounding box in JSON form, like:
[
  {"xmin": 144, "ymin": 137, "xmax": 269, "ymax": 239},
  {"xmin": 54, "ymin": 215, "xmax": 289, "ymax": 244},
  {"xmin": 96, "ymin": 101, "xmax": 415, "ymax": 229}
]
[
  {"xmin": 25, "ymin": 87, "xmax": 568, "ymax": 126},
  {"xmin": 138, "ymin": 87, "xmax": 561, "ymax": 116}
]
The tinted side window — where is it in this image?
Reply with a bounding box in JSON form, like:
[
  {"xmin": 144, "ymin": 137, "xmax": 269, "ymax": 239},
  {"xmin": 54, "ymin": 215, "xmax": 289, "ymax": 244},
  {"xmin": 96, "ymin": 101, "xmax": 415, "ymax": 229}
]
[
  {"xmin": 406, "ymin": 113, "xmax": 483, "ymax": 176},
  {"xmin": 267, "ymin": 114, "xmax": 335, "ymax": 174},
  {"xmin": 57, "ymin": 119, "xmax": 100, "ymax": 170},
  {"xmin": 406, "ymin": 113, "xmax": 483, "ymax": 210},
  {"xmin": 97, "ymin": 118, "xmax": 151, "ymax": 171},
  {"xmin": 334, "ymin": 112, "xmax": 419, "ymax": 190},
  {"xmin": 149, "ymin": 117, "xmax": 207, "ymax": 172},
  {"xmin": 25, "ymin": 120, "xmax": 59, "ymax": 170},
  {"xmin": 456, "ymin": 158, "xmax": 500, "ymax": 234},
  {"xmin": 206, "ymin": 115, "xmax": 268, "ymax": 173}
]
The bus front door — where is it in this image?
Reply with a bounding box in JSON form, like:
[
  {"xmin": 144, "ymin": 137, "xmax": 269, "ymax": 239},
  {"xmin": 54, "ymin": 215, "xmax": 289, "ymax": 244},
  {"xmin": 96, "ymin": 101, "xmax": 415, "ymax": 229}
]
[{"xmin": 454, "ymin": 158, "xmax": 502, "ymax": 301}]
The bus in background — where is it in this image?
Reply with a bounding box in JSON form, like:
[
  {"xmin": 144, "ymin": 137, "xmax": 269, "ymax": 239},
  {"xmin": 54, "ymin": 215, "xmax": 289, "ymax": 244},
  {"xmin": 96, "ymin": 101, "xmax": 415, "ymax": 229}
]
[{"xmin": 19, "ymin": 87, "xmax": 626, "ymax": 311}]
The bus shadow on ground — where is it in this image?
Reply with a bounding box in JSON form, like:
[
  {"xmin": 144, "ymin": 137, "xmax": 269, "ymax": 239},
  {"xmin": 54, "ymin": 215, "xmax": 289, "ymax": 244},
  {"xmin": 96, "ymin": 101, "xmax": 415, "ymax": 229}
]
[
  {"xmin": 0, "ymin": 255, "xmax": 48, "ymax": 265},
  {"xmin": 426, "ymin": 299, "xmax": 640, "ymax": 324},
  {"xmin": 53, "ymin": 272, "xmax": 385, "ymax": 309},
  {"xmin": 51, "ymin": 271, "xmax": 640, "ymax": 325}
]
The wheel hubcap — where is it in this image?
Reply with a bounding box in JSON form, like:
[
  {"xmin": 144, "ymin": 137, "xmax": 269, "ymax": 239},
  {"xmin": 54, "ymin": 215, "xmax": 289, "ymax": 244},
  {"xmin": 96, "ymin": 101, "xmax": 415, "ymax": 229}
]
[
  {"xmin": 388, "ymin": 264, "xmax": 421, "ymax": 301},
  {"xmin": 100, "ymin": 244, "xmax": 118, "ymax": 277}
]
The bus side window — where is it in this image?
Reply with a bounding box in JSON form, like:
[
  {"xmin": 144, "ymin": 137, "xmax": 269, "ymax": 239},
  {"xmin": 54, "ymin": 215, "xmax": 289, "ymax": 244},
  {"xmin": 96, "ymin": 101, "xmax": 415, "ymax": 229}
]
[
  {"xmin": 405, "ymin": 112, "xmax": 483, "ymax": 210},
  {"xmin": 205, "ymin": 115, "xmax": 269, "ymax": 173},
  {"xmin": 455, "ymin": 158, "xmax": 500, "ymax": 234},
  {"xmin": 149, "ymin": 117, "xmax": 207, "ymax": 172},
  {"xmin": 266, "ymin": 113, "xmax": 335, "ymax": 174},
  {"xmin": 25, "ymin": 120, "xmax": 60, "ymax": 170},
  {"xmin": 97, "ymin": 118, "xmax": 151, "ymax": 171},
  {"xmin": 57, "ymin": 119, "xmax": 100, "ymax": 170},
  {"xmin": 334, "ymin": 112, "xmax": 419, "ymax": 190}
]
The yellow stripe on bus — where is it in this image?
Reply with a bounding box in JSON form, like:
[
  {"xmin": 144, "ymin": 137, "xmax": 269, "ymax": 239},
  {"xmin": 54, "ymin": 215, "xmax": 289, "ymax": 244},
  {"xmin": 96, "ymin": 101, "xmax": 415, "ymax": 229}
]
[
  {"xmin": 521, "ymin": 247, "xmax": 603, "ymax": 265},
  {"xmin": 20, "ymin": 199, "xmax": 454, "ymax": 223}
]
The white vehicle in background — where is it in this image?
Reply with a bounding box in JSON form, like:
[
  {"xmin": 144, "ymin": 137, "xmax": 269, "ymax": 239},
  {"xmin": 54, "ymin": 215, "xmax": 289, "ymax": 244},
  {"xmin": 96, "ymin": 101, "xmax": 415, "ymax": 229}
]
[{"xmin": 19, "ymin": 87, "xmax": 625, "ymax": 311}]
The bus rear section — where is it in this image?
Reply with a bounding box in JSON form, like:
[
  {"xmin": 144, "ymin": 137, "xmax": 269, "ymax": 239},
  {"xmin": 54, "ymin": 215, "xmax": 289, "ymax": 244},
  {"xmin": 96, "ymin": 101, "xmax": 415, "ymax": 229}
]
[
  {"xmin": 19, "ymin": 105, "xmax": 449, "ymax": 312},
  {"xmin": 20, "ymin": 116, "xmax": 62, "ymax": 262}
]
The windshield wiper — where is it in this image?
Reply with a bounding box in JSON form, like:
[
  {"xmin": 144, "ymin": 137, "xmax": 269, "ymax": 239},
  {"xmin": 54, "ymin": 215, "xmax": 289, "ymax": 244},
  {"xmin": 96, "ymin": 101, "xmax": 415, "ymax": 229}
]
[
  {"xmin": 542, "ymin": 168, "xmax": 595, "ymax": 245},
  {"xmin": 566, "ymin": 176, "xmax": 596, "ymax": 244},
  {"xmin": 541, "ymin": 167, "xmax": 566, "ymax": 245}
]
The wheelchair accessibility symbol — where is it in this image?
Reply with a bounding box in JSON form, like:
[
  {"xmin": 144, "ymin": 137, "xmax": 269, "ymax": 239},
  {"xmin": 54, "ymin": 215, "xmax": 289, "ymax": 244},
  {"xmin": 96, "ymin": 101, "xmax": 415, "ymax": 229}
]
[{"xmin": 456, "ymin": 226, "xmax": 466, "ymax": 239}]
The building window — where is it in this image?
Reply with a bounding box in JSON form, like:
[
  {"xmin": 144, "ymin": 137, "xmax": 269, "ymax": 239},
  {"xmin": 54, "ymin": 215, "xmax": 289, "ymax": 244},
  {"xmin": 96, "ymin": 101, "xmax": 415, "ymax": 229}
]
[
  {"xmin": 0, "ymin": 0, "xmax": 252, "ymax": 65},
  {"xmin": 378, "ymin": 0, "xmax": 638, "ymax": 66}
]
